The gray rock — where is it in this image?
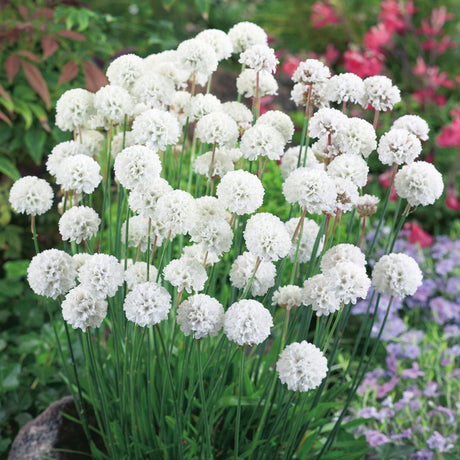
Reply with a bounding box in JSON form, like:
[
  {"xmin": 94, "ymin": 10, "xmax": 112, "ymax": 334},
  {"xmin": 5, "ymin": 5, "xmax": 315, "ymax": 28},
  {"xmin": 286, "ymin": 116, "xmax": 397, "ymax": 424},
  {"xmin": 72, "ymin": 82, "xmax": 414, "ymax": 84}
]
[{"xmin": 8, "ymin": 396, "xmax": 93, "ymax": 460}]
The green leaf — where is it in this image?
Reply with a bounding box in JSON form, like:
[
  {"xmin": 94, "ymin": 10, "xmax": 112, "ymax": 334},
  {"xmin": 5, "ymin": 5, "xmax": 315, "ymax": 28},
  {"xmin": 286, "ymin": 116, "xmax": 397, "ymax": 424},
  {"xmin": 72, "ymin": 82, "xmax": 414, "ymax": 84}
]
[
  {"xmin": 374, "ymin": 443, "xmax": 415, "ymax": 459},
  {"xmin": 0, "ymin": 155, "xmax": 20, "ymax": 180},
  {"xmin": 24, "ymin": 128, "xmax": 46, "ymax": 164},
  {"xmin": 194, "ymin": 0, "xmax": 210, "ymax": 14},
  {"xmin": 162, "ymin": 0, "xmax": 176, "ymax": 7},
  {"xmin": 12, "ymin": 99, "xmax": 33, "ymax": 128},
  {"xmin": 4, "ymin": 260, "xmax": 29, "ymax": 279},
  {"xmin": 0, "ymin": 363, "xmax": 21, "ymax": 391},
  {"xmin": 0, "ymin": 279, "xmax": 24, "ymax": 299}
]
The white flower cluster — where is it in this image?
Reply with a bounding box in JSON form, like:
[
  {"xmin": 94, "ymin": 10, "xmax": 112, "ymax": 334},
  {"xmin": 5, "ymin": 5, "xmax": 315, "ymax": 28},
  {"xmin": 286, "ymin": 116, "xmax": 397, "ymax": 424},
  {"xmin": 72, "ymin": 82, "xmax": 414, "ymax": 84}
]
[{"xmin": 9, "ymin": 176, "xmax": 53, "ymax": 216}]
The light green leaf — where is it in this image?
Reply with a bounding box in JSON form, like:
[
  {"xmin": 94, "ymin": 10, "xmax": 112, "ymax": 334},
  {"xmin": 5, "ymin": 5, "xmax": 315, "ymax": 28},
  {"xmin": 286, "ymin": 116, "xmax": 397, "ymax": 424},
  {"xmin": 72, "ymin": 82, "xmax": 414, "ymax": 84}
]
[
  {"xmin": 4, "ymin": 260, "xmax": 29, "ymax": 279},
  {"xmin": 0, "ymin": 155, "xmax": 20, "ymax": 180}
]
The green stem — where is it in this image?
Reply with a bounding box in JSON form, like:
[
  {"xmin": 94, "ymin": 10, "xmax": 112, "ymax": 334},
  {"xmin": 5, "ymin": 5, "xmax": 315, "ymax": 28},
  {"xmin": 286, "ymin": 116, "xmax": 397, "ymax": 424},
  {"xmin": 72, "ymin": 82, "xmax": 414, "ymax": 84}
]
[{"xmin": 234, "ymin": 346, "xmax": 245, "ymax": 459}]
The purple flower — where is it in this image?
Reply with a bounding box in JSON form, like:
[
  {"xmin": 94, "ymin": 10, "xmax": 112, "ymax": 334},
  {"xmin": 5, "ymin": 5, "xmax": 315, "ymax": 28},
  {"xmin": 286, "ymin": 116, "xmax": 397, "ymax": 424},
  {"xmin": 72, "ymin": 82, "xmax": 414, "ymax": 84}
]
[
  {"xmin": 427, "ymin": 431, "xmax": 453, "ymax": 453},
  {"xmin": 435, "ymin": 258, "xmax": 456, "ymax": 275},
  {"xmin": 377, "ymin": 376, "xmax": 399, "ymax": 398},
  {"xmin": 386, "ymin": 343, "xmax": 404, "ymax": 358},
  {"xmin": 410, "ymin": 449, "xmax": 434, "ymax": 460},
  {"xmin": 403, "ymin": 344, "xmax": 421, "ymax": 359},
  {"xmin": 430, "ymin": 297, "xmax": 460, "ymax": 325},
  {"xmin": 386, "ymin": 353, "xmax": 398, "ymax": 374},
  {"xmin": 364, "ymin": 429, "xmax": 391, "ymax": 447},
  {"xmin": 401, "ymin": 362, "xmax": 425, "ymax": 380},
  {"xmin": 445, "ymin": 276, "xmax": 460, "ymax": 298},
  {"xmin": 372, "ymin": 314, "xmax": 406, "ymax": 340},
  {"xmin": 390, "ymin": 428, "xmax": 412, "ymax": 441},
  {"xmin": 423, "ymin": 381, "xmax": 439, "ymax": 397},
  {"xmin": 447, "ymin": 344, "xmax": 460, "ymax": 357},
  {"xmin": 358, "ymin": 406, "xmax": 380, "ymax": 420},
  {"xmin": 444, "ymin": 324, "xmax": 460, "ymax": 338},
  {"xmin": 406, "ymin": 279, "xmax": 437, "ymax": 306}
]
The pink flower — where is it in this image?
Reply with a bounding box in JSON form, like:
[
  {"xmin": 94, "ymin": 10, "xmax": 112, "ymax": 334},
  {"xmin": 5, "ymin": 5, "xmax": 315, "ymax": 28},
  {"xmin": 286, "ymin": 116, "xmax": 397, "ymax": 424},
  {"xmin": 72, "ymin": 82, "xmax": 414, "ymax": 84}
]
[
  {"xmin": 436, "ymin": 115, "xmax": 460, "ymax": 147},
  {"xmin": 446, "ymin": 187, "xmax": 460, "ymax": 212},
  {"xmin": 379, "ymin": 0, "xmax": 413, "ymax": 34},
  {"xmin": 364, "ymin": 23, "xmax": 393, "ymax": 51},
  {"xmin": 281, "ymin": 54, "xmax": 302, "ymax": 78},
  {"xmin": 343, "ymin": 48, "xmax": 384, "ymax": 78},
  {"xmin": 404, "ymin": 222, "xmax": 434, "ymax": 248},
  {"xmin": 311, "ymin": 1, "xmax": 340, "ymax": 29}
]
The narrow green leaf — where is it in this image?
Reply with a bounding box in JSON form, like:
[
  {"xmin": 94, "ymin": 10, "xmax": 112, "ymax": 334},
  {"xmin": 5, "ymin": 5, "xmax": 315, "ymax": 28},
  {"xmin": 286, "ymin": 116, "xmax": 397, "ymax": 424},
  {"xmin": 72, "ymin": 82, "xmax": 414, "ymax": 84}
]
[
  {"xmin": 24, "ymin": 128, "xmax": 46, "ymax": 164},
  {"xmin": 0, "ymin": 155, "xmax": 20, "ymax": 180}
]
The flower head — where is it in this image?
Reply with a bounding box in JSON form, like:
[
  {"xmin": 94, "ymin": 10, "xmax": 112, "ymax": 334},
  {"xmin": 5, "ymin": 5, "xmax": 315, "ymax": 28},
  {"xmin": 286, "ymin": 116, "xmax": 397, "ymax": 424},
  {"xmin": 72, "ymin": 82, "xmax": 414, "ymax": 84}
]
[
  {"xmin": 55, "ymin": 155, "xmax": 102, "ymax": 195},
  {"xmin": 244, "ymin": 212, "xmax": 291, "ymax": 261},
  {"xmin": 195, "ymin": 112, "xmax": 239, "ymax": 147},
  {"xmin": 123, "ymin": 281, "xmax": 171, "ymax": 327},
  {"xmin": 163, "ymin": 257, "xmax": 207, "ymax": 293},
  {"xmin": 392, "ymin": 115, "xmax": 429, "ymax": 141},
  {"xmin": 224, "ymin": 299, "xmax": 273, "ymax": 346},
  {"xmin": 377, "ymin": 128, "xmax": 422, "ymax": 165},
  {"xmin": 196, "ymin": 29, "xmax": 233, "ymax": 61},
  {"xmin": 106, "ymin": 54, "xmax": 146, "ymax": 92},
  {"xmin": 55, "ymin": 88, "xmax": 95, "ymax": 132},
  {"xmin": 364, "ymin": 76, "xmax": 401, "ymax": 111},
  {"xmin": 237, "ymin": 69, "xmax": 278, "ymax": 98},
  {"xmin": 240, "ymin": 124, "xmax": 286, "ymax": 161},
  {"xmin": 277, "ymin": 341, "xmax": 328, "ymax": 391},
  {"xmin": 302, "ymin": 274, "xmax": 341, "ymax": 316},
  {"xmin": 326, "ymin": 73, "xmax": 365, "ymax": 106},
  {"xmin": 94, "ymin": 84, "xmax": 134, "ymax": 127},
  {"xmin": 327, "ymin": 154, "xmax": 369, "ymax": 188},
  {"xmin": 59, "ymin": 206, "xmax": 100, "ymax": 243},
  {"xmin": 272, "ymin": 285, "xmax": 303, "ymax": 310},
  {"xmin": 125, "ymin": 261, "xmax": 158, "ymax": 290},
  {"xmin": 9, "ymin": 176, "xmax": 53, "ymax": 216},
  {"xmin": 46, "ymin": 141, "xmax": 89, "ymax": 178},
  {"xmin": 228, "ymin": 22, "xmax": 268, "ymax": 53},
  {"xmin": 177, "ymin": 294, "xmax": 224, "ymax": 339},
  {"xmin": 372, "ymin": 253, "xmax": 423, "ymax": 298},
  {"xmin": 239, "ymin": 44, "xmax": 278, "ymax": 74},
  {"xmin": 394, "ymin": 161, "xmax": 444, "ymax": 206},
  {"xmin": 62, "ymin": 286, "xmax": 107, "ymax": 330},
  {"xmin": 217, "ymin": 170, "xmax": 264, "ymax": 215},
  {"xmin": 292, "ymin": 59, "xmax": 331, "ymax": 85},
  {"xmin": 256, "ymin": 110, "xmax": 294, "ymax": 143}
]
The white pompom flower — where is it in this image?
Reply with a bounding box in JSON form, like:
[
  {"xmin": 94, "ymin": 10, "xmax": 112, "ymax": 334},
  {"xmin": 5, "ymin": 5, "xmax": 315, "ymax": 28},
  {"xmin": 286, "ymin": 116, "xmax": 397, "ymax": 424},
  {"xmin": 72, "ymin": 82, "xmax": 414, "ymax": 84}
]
[
  {"xmin": 283, "ymin": 168, "xmax": 337, "ymax": 215},
  {"xmin": 76, "ymin": 130, "xmax": 105, "ymax": 157},
  {"xmin": 244, "ymin": 212, "xmax": 291, "ymax": 262},
  {"xmin": 93, "ymin": 84, "xmax": 134, "ymax": 127},
  {"xmin": 125, "ymin": 262, "xmax": 158, "ymax": 290},
  {"xmin": 217, "ymin": 170, "xmax": 264, "ymax": 215},
  {"xmin": 327, "ymin": 154, "xmax": 369, "ymax": 188},
  {"xmin": 59, "ymin": 206, "xmax": 100, "ymax": 243},
  {"xmin": 176, "ymin": 38, "xmax": 218, "ymax": 82},
  {"xmin": 256, "ymin": 110, "xmax": 295, "ymax": 143},
  {"xmin": 163, "ymin": 257, "xmax": 208, "ymax": 294},
  {"xmin": 190, "ymin": 218, "xmax": 233, "ymax": 256},
  {"xmin": 131, "ymin": 72, "xmax": 175, "ymax": 109},
  {"xmin": 292, "ymin": 59, "xmax": 331, "ymax": 85},
  {"xmin": 9, "ymin": 176, "xmax": 53, "ymax": 216},
  {"xmin": 229, "ymin": 251, "xmax": 276, "ymax": 297},
  {"xmin": 372, "ymin": 253, "xmax": 423, "ymax": 299},
  {"xmin": 46, "ymin": 141, "xmax": 89, "ymax": 178},
  {"xmin": 62, "ymin": 285, "xmax": 108, "ymax": 330},
  {"xmin": 55, "ymin": 88, "xmax": 95, "ymax": 132},
  {"xmin": 128, "ymin": 178, "xmax": 173, "ymax": 219},
  {"xmin": 224, "ymin": 299, "xmax": 273, "ymax": 346},
  {"xmin": 277, "ymin": 341, "xmax": 328, "ymax": 392},
  {"xmin": 189, "ymin": 93, "xmax": 222, "ymax": 121},
  {"xmin": 394, "ymin": 161, "xmax": 444, "ymax": 207},
  {"xmin": 239, "ymin": 44, "xmax": 278, "ymax": 74},
  {"xmin": 337, "ymin": 118, "xmax": 376, "ymax": 158},
  {"xmin": 333, "ymin": 178, "xmax": 359, "ymax": 214},
  {"xmin": 377, "ymin": 128, "xmax": 422, "ymax": 166},
  {"xmin": 194, "ymin": 149, "xmax": 235, "ymax": 179},
  {"xmin": 55, "ymin": 154, "xmax": 102, "ymax": 195},
  {"xmin": 78, "ymin": 254, "xmax": 125, "ymax": 299},
  {"xmin": 114, "ymin": 145, "xmax": 162, "ymax": 190},
  {"xmin": 195, "ymin": 112, "xmax": 239, "ymax": 147},
  {"xmin": 228, "ymin": 21, "xmax": 268, "ymax": 53},
  {"xmin": 272, "ymin": 285, "xmax": 303, "ymax": 310},
  {"xmin": 326, "ymin": 73, "xmax": 365, "ymax": 106},
  {"xmin": 131, "ymin": 108, "xmax": 181, "ymax": 151},
  {"xmin": 364, "ymin": 76, "xmax": 401, "ymax": 111},
  {"xmin": 308, "ymin": 107, "xmax": 348, "ymax": 140},
  {"xmin": 302, "ymin": 274, "xmax": 341, "ymax": 317},
  {"xmin": 392, "ymin": 115, "xmax": 429, "ymax": 142},
  {"xmin": 196, "ymin": 29, "xmax": 233, "ymax": 61},
  {"xmin": 177, "ymin": 294, "xmax": 225, "ymax": 339},
  {"xmin": 240, "ymin": 124, "xmax": 286, "ymax": 161},
  {"xmin": 325, "ymin": 262, "xmax": 371, "ymax": 305},
  {"xmin": 280, "ymin": 146, "xmax": 322, "ymax": 180},
  {"xmin": 27, "ymin": 249, "xmax": 77, "ymax": 299},
  {"xmin": 321, "ymin": 244, "xmax": 366, "ymax": 273},
  {"xmin": 153, "ymin": 190, "xmax": 197, "ymax": 238},
  {"xmin": 123, "ymin": 281, "xmax": 171, "ymax": 327},
  {"xmin": 106, "ymin": 54, "xmax": 147, "ymax": 92},
  {"xmin": 121, "ymin": 215, "xmax": 157, "ymax": 252}
]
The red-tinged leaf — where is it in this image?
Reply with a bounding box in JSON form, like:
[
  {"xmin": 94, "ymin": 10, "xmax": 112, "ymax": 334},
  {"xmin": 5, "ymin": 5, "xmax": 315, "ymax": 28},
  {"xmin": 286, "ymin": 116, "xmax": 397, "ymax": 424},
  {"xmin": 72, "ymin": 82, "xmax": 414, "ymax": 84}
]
[
  {"xmin": 5, "ymin": 56, "xmax": 20, "ymax": 82},
  {"xmin": 16, "ymin": 50, "xmax": 41, "ymax": 63},
  {"xmin": 18, "ymin": 5, "xmax": 28, "ymax": 19},
  {"xmin": 83, "ymin": 60, "xmax": 108, "ymax": 93},
  {"xmin": 58, "ymin": 61, "xmax": 79, "ymax": 86},
  {"xmin": 32, "ymin": 8, "xmax": 54, "ymax": 20},
  {"xmin": 0, "ymin": 84, "xmax": 12, "ymax": 104},
  {"xmin": 42, "ymin": 36, "xmax": 59, "ymax": 59},
  {"xmin": 57, "ymin": 30, "xmax": 86, "ymax": 42},
  {"xmin": 20, "ymin": 60, "xmax": 51, "ymax": 108},
  {"xmin": 0, "ymin": 109, "xmax": 12, "ymax": 126}
]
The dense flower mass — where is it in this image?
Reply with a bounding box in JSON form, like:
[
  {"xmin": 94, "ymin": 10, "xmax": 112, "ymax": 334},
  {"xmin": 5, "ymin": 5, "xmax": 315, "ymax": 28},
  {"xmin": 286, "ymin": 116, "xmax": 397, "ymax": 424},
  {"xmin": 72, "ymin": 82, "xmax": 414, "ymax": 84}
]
[
  {"xmin": 277, "ymin": 341, "xmax": 328, "ymax": 391},
  {"xmin": 372, "ymin": 253, "xmax": 423, "ymax": 298},
  {"xmin": 177, "ymin": 294, "xmax": 225, "ymax": 339},
  {"xmin": 28, "ymin": 249, "xmax": 77, "ymax": 299},
  {"xmin": 224, "ymin": 299, "xmax": 273, "ymax": 346},
  {"xmin": 9, "ymin": 176, "xmax": 53, "ymax": 216}
]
